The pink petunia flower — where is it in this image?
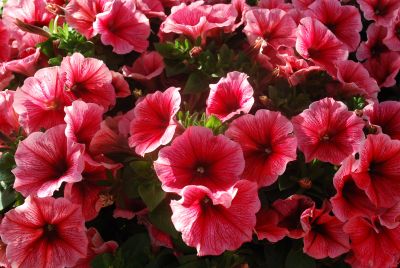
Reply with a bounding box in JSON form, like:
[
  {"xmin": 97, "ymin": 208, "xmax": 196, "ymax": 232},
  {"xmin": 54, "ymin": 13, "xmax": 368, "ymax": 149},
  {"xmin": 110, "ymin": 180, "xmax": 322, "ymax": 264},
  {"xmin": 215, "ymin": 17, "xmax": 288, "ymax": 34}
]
[
  {"xmin": 357, "ymin": 0, "xmax": 400, "ymax": 26},
  {"xmin": 332, "ymin": 60, "xmax": 380, "ymax": 100},
  {"xmin": 352, "ymin": 133, "xmax": 400, "ymax": 208},
  {"xmin": 356, "ymin": 23, "xmax": 389, "ymax": 61},
  {"xmin": 383, "ymin": 13, "xmax": 400, "ymax": 51},
  {"xmin": 111, "ymin": 71, "xmax": 131, "ymax": 98},
  {"xmin": 295, "ymin": 17, "xmax": 348, "ymax": 72},
  {"xmin": 205, "ymin": 3, "xmax": 239, "ymax": 35},
  {"xmin": 13, "ymin": 66, "xmax": 70, "ymax": 133},
  {"xmin": 330, "ymin": 157, "xmax": 377, "ymax": 222},
  {"xmin": 0, "ymin": 20, "xmax": 10, "ymax": 62},
  {"xmin": 258, "ymin": 0, "xmax": 293, "ymax": 11},
  {"xmin": 73, "ymin": 227, "xmax": 118, "ymax": 268},
  {"xmin": 301, "ymin": 202, "xmax": 350, "ymax": 259},
  {"xmin": 0, "ymin": 196, "xmax": 88, "ymax": 268},
  {"xmin": 292, "ymin": 98, "xmax": 365, "ymax": 165},
  {"xmin": 243, "ymin": 8, "xmax": 297, "ymax": 49},
  {"xmin": 93, "ymin": 0, "xmax": 150, "ymax": 54},
  {"xmin": 60, "ymin": 53, "xmax": 115, "ymax": 110},
  {"xmin": 363, "ymin": 51, "xmax": 400, "ymax": 88},
  {"xmin": 64, "ymin": 161, "xmax": 114, "ymax": 221},
  {"xmin": 65, "ymin": 0, "xmax": 110, "ymax": 39},
  {"xmin": 154, "ymin": 126, "xmax": 244, "ymax": 194},
  {"xmin": 128, "ymin": 87, "xmax": 181, "ymax": 156},
  {"xmin": 122, "ymin": 51, "xmax": 165, "ymax": 82},
  {"xmin": 0, "ymin": 90, "xmax": 19, "ymax": 136},
  {"xmin": 344, "ymin": 216, "xmax": 400, "ymax": 268},
  {"xmin": 134, "ymin": 0, "xmax": 166, "ymax": 19},
  {"xmin": 291, "ymin": 0, "xmax": 316, "ymax": 10},
  {"xmin": 170, "ymin": 180, "xmax": 260, "ymax": 256},
  {"xmin": 305, "ymin": 0, "xmax": 362, "ymax": 52},
  {"xmin": 206, "ymin": 71, "xmax": 254, "ymax": 122},
  {"xmin": 12, "ymin": 124, "xmax": 85, "ymax": 197},
  {"xmin": 255, "ymin": 207, "xmax": 288, "ymax": 243},
  {"xmin": 225, "ymin": 109, "xmax": 297, "ymax": 187},
  {"xmin": 4, "ymin": 47, "xmax": 42, "ymax": 77},
  {"xmin": 64, "ymin": 100, "xmax": 104, "ymax": 147},
  {"xmin": 364, "ymin": 101, "xmax": 400, "ymax": 140}
]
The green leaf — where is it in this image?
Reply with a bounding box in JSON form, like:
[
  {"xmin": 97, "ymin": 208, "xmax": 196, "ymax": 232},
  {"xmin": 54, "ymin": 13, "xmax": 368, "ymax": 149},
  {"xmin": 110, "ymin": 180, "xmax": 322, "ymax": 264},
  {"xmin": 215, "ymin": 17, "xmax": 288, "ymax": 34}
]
[
  {"xmin": 184, "ymin": 71, "xmax": 210, "ymax": 94},
  {"xmin": 117, "ymin": 233, "xmax": 151, "ymax": 268},
  {"xmin": 0, "ymin": 187, "xmax": 16, "ymax": 211},
  {"xmin": 278, "ymin": 174, "xmax": 296, "ymax": 191},
  {"xmin": 138, "ymin": 180, "xmax": 166, "ymax": 211},
  {"xmin": 149, "ymin": 199, "xmax": 179, "ymax": 238},
  {"xmin": 205, "ymin": 115, "xmax": 221, "ymax": 130},
  {"xmin": 91, "ymin": 253, "xmax": 115, "ymax": 268},
  {"xmin": 285, "ymin": 249, "xmax": 316, "ymax": 268}
]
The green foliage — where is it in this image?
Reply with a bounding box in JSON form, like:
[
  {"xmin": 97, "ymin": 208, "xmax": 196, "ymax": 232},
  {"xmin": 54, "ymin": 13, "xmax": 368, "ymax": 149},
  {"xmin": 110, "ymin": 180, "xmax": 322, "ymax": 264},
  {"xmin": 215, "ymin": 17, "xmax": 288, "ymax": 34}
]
[
  {"xmin": 285, "ymin": 249, "xmax": 316, "ymax": 268},
  {"xmin": 177, "ymin": 112, "xmax": 226, "ymax": 134}
]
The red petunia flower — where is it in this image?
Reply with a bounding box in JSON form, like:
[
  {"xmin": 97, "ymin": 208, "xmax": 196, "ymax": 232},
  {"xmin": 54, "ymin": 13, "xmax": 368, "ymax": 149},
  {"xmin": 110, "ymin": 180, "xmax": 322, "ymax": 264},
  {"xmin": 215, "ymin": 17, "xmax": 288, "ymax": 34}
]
[
  {"xmin": 383, "ymin": 13, "xmax": 400, "ymax": 51},
  {"xmin": 292, "ymin": 98, "xmax": 365, "ymax": 165},
  {"xmin": 13, "ymin": 67, "xmax": 70, "ymax": 133},
  {"xmin": 301, "ymin": 202, "xmax": 350, "ymax": 259},
  {"xmin": 60, "ymin": 53, "xmax": 115, "ymax": 110},
  {"xmin": 255, "ymin": 207, "xmax": 288, "ymax": 243},
  {"xmin": 352, "ymin": 133, "xmax": 400, "ymax": 208},
  {"xmin": 0, "ymin": 196, "xmax": 88, "ymax": 268},
  {"xmin": 128, "ymin": 87, "xmax": 181, "ymax": 156},
  {"xmin": 243, "ymin": 8, "xmax": 297, "ymax": 49},
  {"xmin": 154, "ymin": 126, "xmax": 244, "ymax": 194},
  {"xmin": 93, "ymin": 0, "xmax": 150, "ymax": 54},
  {"xmin": 305, "ymin": 0, "xmax": 362, "ymax": 52},
  {"xmin": 110, "ymin": 71, "xmax": 131, "ymax": 98},
  {"xmin": 170, "ymin": 180, "xmax": 260, "ymax": 256},
  {"xmin": 295, "ymin": 17, "xmax": 348, "ymax": 72},
  {"xmin": 206, "ymin": 71, "xmax": 254, "ymax": 122},
  {"xmin": 357, "ymin": 0, "xmax": 400, "ymax": 26},
  {"xmin": 12, "ymin": 124, "xmax": 84, "ymax": 197},
  {"xmin": 364, "ymin": 101, "xmax": 400, "ymax": 140},
  {"xmin": 363, "ymin": 51, "xmax": 400, "ymax": 88},
  {"xmin": 225, "ymin": 109, "xmax": 297, "ymax": 187},
  {"xmin": 356, "ymin": 23, "xmax": 389, "ymax": 61}
]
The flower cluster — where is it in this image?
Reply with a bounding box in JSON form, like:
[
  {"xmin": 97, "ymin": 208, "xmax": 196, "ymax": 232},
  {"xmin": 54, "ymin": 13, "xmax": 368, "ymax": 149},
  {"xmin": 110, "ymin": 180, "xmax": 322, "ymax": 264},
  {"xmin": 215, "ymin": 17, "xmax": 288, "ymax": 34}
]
[{"xmin": 0, "ymin": 0, "xmax": 400, "ymax": 267}]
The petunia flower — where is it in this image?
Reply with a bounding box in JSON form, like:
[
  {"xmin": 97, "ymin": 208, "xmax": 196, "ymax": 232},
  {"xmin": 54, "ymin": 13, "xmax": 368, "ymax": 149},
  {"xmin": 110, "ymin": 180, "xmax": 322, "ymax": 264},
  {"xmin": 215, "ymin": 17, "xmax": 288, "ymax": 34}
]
[
  {"xmin": 357, "ymin": 0, "xmax": 400, "ymax": 26},
  {"xmin": 128, "ymin": 87, "xmax": 181, "ymax": 157},
  {"xmin": 60, "ymin": 53, "xmax": 115, "ymax": 110},
  {"xmin": 356, "ymin": 23, "xmax": 389, "ymax": 61},
  {"xmin": 110, "ymin": 71, "xmax": 131, "ymax": 98},
  {"xmin": 0, "ymin": 196, "xmax": 88, "ymax": 268},
  {"xmin": 243, "ymin": 8, "xmax": 297, "ymax": 49},
  {"xmin": 170, "ymin": 180, "xmax": 260, "ymax": 256},
  {"xmin": 225, "ymin": 109, "xmax": 297, "ymax": 187},
  {"xmin": 13, "ymin": 66, "xmax": 70, "ymax": 133},
  {"xmin": 364, "ymin": 101, "xmax": 400, "ymax": 140},
  {"xmin": 122, "ymin": 51, "xmax": 165, "ymax": 82},
  {"xmin": 363, "ymin": 51, "xmax": 400, "ymax": 88},
  {"xmin": 383, "ymin": 13, "xmax": 400, "ymax": 51},
  {"xmin": 93, "ymin": 0, "xmax": 150, "ymax": 54},
  {"xmin": 206, "ymin": 71, "xmax": 254, "ymax": 122},
  {"xmin": 295, "ymin": 17, "xmax": 348, "ymax": 73},
  {"xmin": 12, "ymin": 124, "xmax": 85, "ymax": 197},
  {"xmin": 154, "ymin": 126, "xmax": 244, "ymax": 194},
  {"xmin": 292, "ymin": 98, "xmax": 365, "ymax": 165},
  {"xmin": 0, "ymin": 90, "xmax": 19, "ymax": 136}
]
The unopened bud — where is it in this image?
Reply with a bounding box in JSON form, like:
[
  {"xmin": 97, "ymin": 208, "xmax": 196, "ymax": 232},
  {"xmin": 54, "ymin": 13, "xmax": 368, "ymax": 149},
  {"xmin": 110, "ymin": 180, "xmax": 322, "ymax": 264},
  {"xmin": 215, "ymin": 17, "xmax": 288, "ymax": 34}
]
[
  {"xmin": 189, "ymin": 46, "xmax": 202, "ymax": 58},
  {"xmin": 15, "ymin": 19, "xmax": 51, "ymax": 38}
]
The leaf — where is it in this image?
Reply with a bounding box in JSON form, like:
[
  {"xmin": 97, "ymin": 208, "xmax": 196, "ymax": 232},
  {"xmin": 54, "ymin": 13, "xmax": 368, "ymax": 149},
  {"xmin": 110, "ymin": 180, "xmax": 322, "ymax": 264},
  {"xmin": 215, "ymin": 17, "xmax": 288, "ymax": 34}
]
[
  {"xmin": 149, "ymin": 199, "xmax": 179, "ymax": 238},
  {"xmin": 138, "ymin": 180, "xmax": 166, "ymax": 211},
  {"xmin": 0, "ymin": 187, "xmax": 16, "ymax": 211},
  {"xmin": 285, "ymin": 249, "xmax": 316, "ymax": 268},
  {"xmin": 117, "ymin": 233, "xmax": 152, "ymax": 268},
  {"xmin": 184, "ymin": 71, "xmax": 210, "ymax": 94},
  {"xmin": 278, "ymin": 174, "xmax": 296, "ymax": 191},
  {"xmin": 91, "ymin": 253, "xmax": 114, "ymax": 268}
]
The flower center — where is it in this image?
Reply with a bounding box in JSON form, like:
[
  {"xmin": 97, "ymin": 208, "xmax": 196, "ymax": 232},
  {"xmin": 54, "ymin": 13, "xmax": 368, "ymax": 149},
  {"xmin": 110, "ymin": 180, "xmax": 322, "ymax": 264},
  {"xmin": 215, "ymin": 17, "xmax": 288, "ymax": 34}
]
[
  {"xmin": 43, "ymin": 224, "xmax": 58, "ymax": 241},
  {"xmin": 196, "ymin": 166, "xmax": 205, "ymax": 174},
  {"xmin": 321, "ymin": 134, "xmax": 330, "ymax": 141},
  {"xmin": 264, "ymin": 147, "xmax": 272, "ymax": 154},
  {"xmin": 45, "ymin": 100, "xmax": 60, "ymax": 110}
]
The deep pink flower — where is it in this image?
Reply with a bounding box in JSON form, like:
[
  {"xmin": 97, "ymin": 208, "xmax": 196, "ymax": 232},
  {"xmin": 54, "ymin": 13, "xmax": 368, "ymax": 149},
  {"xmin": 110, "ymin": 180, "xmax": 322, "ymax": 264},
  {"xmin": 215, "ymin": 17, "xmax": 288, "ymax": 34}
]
[
  {"xmin": 383, "ymin": 13, "xmax": 400, "ymax": 51},
  {"xmin": 356, "ymin": 23, "xmax": 389, "ymax": 61},
  {"xmin": 159, "ymin": 2, "xmax": 211, "ymax": 41},
  {"xmin": 206, "ymin": 71, "xmax": 254, "ymax": 122},
  {"xmin": 122, "ymin": 51, "xmax": 165, "ymax": 82},
  {"xmin": 255, "ymin": 207, "xmax": 288, "ymax": 243},
  {"xmin": 12, "ymin": 124, "xmax": 85, "ymax": 197},
  {"xmin": 60, "ymin": 53, "xmax": 115, "ymax": 109},
  {"xmin": 65, "ymin": 0, "xmax": 110, "ymax": 39},
  {"xmin": 357, "ymin": 0, "xmax": 400, "ymax": 26},
  {"xmin": 305, "ymin": 0, "xmax": 362, "ymax": 52},
  {"xmin": 272, "ymin": 195, "xmax": 315, "ymax": 239},
  {"xmin": 154, "ymin": 126, "xmax": 244, "ymax": 194},
  {"xmin": 73, "ymin": 227, "xmax": 118, "ymax": 268},
  {"xmin": 0, "ymin": 90, "xmax": 19, "ymax": 136},
  {"xmin": 364, "ymin": 101, "xmax": 400, "ymax": 140},
  {"xmin": 363, "ymin": 51, "xmax": 400, "ymax": 88},
  {"xmin": 13, "ymin": 67, "xmax": 70, "ymax": 133},
  {"xmin": 4, "ymin": 47, "xmax": 41, "ymax": 77},
  {"xmin": 0, "ymin": 20, "xmax": 10, "ymax": 62},
  {"xmin": 170, "ymin": 180, "xmax": 260, "ymax": 256},
  {"xmin": 93, "ymin": 0, "xmax": 150, "ymax": 54},
  {"xmin": 301, "ymin": 202, "xmax": 350, "ymax": 259},
  {"xmin": 111, "ymin": 71, "xmax": 131, "ymax": 98},
  {"xmin": 134, "ymin": 0, "xmax": 166, "ymax": 19},
  {"xmin": 243, "ymin": 8, "xmax": 297, "ymax": 49},
  {"xmin": 344, "ymin": 217, "xmax": 400, "ymax": 268},
  {"xmin": 258, "ymin": 0, "xmax": 292, "ymax": 11},
  {"xmin": 292, "ymin": 0, "xmax": 316, "ymax": 10},
  {"xmin": 0, "ymin": 196, "xmax": 88, "ymax": 268},
  {"xmin": 352, "ymin": 133, "xmax": 400, "ymax": 208},
  {"xmin": 330, "ymin": 157, "xmax": 377, "ymax": 222},
  {"xmin": 0, "ymin": 239, "xmax": 9, "ymax": 268},
  {"xmin": 64, "ymin": 100, "xmax": 103, "ymax": 147},
  {"xmin": 128, "ymin": 87, "xmax": 181, "ymax": 156},
  {"xmin": 292, "ymin": 98, "xmax": 365, "ymax": 165},
  {"xmin": 295, "ymin": 17, "xmax": 348, "ymax": 72},
  {"xmin": 225, "ymin": 109, "xmax": 297, "ymax": 187},
  {"xmin": 332, "ymin": 60, "xmax": 380, "ymax": 100},
  {"xmin": 64, "ymin": 161, "xmax": 113, "ymax": 221}
]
